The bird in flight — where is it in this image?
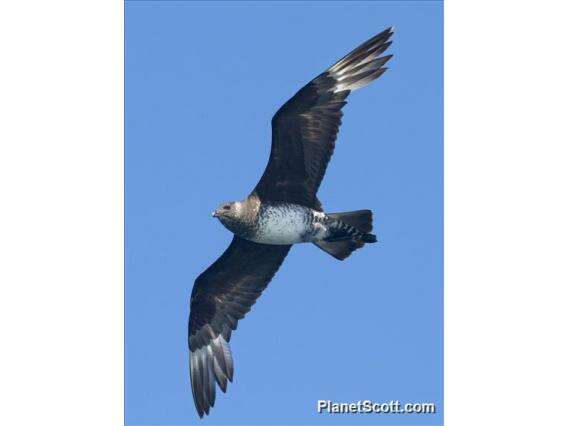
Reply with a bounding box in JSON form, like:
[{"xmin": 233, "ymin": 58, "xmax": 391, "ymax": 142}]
[{"xmin": 188, "ymin": 27, "xmax": 394, "ymax": 417}]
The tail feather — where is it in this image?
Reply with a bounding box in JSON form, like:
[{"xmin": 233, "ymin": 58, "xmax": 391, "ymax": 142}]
[
  {"xmin": 361, "ymin": 233, "xmax": 377, "ymax": 243},
  {"xmin": 327, "ymin": 210, "xmax": 373, "ymax": 233},
  {"xmin": 314, "ymin": 239, "xmax": 365, "ymax": 261},
  {"xmin": 314, "ymin": 209, "xmax": 377, "ymax": 260}
]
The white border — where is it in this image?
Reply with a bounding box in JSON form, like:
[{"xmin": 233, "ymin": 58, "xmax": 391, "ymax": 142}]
[
  {"xmin": 0, "ymin": 0, "xmax": 123, "ymax": 424},
  {"xmin": 446, "ymin": 0, "xmax": 568, "ymax": 424},
  {"xmin": 1, "ymin": 0, "xmax": 568, "ymax": 425}
]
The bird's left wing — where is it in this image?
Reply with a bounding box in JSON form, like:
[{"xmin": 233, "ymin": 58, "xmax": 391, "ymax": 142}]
[
  {"xmin": 188, "ymin": 236, "xmax": 291, "ymax": 417},
  {"xmin": 253, "ymin": 27, "xmax": 394, "ymax": 210}
]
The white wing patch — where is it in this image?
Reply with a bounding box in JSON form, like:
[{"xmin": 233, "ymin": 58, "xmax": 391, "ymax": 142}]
[{"xmin": 328, "ymin": 27, "xmax": 393, "ymax": 93}]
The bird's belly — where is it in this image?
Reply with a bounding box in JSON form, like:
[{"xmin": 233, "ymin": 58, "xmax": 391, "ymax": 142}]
[{"xmin": 253, "ymin": 206, "xmax": 310, "ymax": 245}]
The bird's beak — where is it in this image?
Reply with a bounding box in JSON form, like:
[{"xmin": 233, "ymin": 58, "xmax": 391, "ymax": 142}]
[{"xmin": 212, "ymin": 210, "xmax": 219, "ymax": 218}]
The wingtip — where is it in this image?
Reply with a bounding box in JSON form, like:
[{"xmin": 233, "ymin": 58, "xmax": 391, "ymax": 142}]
[{"xmin": 189, "ymin": 334, "xmax": 235, "ymax": 418}]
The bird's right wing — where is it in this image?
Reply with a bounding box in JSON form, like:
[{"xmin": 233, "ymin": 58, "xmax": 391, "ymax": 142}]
[
  {"xmin": 253, "ymin": 27, "xmax": 394, "ymax": 210},
  {"xmin": 188, "ymin": 236, "xmax": 291, "ymax": 417}
]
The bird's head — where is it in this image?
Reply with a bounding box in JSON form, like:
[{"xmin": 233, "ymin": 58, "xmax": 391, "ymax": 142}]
[{"xmin": 212, "ymin": 201, "xmax": 243, "ymax": 224}]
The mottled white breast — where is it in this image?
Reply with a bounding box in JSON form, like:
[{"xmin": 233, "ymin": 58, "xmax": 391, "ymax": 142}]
[{"xmin": 253, "ymin": 205, "xmax": 311, "ymax": 245}]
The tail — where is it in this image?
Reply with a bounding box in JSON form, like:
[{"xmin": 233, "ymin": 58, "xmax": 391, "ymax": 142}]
[{"xmin": 313, "ymin": 210, "xmax": 377, "ymax": 261}]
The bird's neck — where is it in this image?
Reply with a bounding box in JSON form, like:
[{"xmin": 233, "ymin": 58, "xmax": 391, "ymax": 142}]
[{"xmin": 220, "ymin": 195, "xmax": 261, "ymax": 238}]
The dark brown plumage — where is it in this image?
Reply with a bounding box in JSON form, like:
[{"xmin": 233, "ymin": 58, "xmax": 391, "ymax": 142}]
[
  {"xmin": 254, "ymin": 28, "xmax": 393, "ymax": 210},
  {"xmin": 188, "ymin": 236, "xmax": 290, "ymax": 416},
  {"xmin": 188, "ymin": 27, "xmax": 394, "ymax": 417}
]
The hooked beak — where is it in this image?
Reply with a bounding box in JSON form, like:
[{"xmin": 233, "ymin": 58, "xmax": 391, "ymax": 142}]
[{"xmin": 212, "ymin": 210, "xmax": 219, "ymax": 218}]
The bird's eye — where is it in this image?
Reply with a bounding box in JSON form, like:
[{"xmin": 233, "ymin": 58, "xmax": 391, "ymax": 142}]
[{"xmin": 223, "ymin": 205, "xmax": 231, "ymax": 210}]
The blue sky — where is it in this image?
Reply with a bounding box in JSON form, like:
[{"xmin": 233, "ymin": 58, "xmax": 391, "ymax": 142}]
[{"xmin": 125, "ymin": 1, "xmax": 443, "ymax": 425}]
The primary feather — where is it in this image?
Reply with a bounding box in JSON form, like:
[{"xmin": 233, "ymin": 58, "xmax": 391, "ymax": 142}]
[{"xmin": 189, "ymin": 27, "xmax": 394, "ymax": 417}]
